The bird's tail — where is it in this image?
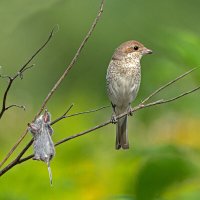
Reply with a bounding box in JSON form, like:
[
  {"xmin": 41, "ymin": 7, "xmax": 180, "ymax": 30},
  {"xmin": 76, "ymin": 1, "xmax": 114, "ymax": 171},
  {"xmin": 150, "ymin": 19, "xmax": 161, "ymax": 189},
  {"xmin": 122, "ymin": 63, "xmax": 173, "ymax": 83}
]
[
  {"xmin": 47, "ymin": 161, "xmax": 53, "ymax": 186},
  {"xmin": 116, "ymin": 115, "xmax": 129, "ymax": 150}
]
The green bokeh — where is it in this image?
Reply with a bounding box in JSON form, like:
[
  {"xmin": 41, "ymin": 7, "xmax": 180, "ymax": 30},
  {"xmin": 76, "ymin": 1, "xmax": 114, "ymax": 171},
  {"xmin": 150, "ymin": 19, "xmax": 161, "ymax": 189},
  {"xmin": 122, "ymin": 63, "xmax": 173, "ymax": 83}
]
[{"xmin": 0, "ymin": 0, "xmax": 200, "ymax": 199}]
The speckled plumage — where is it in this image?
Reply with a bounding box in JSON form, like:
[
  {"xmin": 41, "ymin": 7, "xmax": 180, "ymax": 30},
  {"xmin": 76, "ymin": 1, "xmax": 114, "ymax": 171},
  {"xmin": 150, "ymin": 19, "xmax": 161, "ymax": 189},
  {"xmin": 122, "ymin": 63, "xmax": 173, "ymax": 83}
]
[{"xmin": 106, "ymin": 40, "xmax": 152, "ymax": 150}]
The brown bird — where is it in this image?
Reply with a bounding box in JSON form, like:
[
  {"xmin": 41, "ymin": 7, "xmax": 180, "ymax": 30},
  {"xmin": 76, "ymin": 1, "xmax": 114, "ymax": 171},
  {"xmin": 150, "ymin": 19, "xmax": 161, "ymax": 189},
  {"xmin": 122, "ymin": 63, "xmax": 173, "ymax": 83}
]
[{"xmin": 106, "ymin": 40, "xmax": 152, "ymax": 150}]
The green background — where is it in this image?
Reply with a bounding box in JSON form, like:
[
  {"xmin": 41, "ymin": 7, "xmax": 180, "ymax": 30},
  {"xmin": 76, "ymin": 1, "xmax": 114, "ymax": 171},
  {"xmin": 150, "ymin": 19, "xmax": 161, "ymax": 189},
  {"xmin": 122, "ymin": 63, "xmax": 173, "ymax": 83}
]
[{"xmin": 0, "ymin": 0, "xmax": 200, "ymax": 199}]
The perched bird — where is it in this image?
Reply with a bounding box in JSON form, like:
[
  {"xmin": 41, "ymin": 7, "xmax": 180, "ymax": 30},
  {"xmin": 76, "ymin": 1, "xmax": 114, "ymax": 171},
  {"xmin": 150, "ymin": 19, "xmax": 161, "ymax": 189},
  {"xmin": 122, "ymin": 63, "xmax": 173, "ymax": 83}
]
[{"xmin": 106, "ymin": 40, "xmax": 152, "ymax": 150}]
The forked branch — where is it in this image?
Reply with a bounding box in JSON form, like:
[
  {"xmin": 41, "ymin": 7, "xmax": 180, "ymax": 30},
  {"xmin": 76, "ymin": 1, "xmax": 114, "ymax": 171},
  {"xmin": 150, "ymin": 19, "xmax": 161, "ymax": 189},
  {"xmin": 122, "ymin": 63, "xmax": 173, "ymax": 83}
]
[
  {"xmin": 0, "ymin": 68, "xmax": 199, "ymax": 176},
  {"xmin": 0, "ymin": 0, "xmax": 105, "ymax": 169},
  {"xmin": 0, "ymin": 104, "xmax": 109, "ymax": 176},
  {"xmin": 0, "ymin": 27, "xmax": 57, "ymax": 119}
]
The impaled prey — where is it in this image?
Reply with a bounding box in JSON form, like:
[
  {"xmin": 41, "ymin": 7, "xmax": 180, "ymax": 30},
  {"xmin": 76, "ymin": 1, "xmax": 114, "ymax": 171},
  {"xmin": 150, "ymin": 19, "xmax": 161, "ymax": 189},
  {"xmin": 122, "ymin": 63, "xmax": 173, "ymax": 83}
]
[{"xmin": 28, "ymin": 110, "xmax": 55, "ymax": 185}]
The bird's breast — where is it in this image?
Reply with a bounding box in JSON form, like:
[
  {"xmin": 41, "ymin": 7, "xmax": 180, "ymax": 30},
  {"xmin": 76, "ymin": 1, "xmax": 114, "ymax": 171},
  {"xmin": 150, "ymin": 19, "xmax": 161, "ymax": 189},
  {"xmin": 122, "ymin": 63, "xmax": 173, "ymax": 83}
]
[{"xmin": 106, "ymin": 59, "xmax": 141, "ymax": 107}]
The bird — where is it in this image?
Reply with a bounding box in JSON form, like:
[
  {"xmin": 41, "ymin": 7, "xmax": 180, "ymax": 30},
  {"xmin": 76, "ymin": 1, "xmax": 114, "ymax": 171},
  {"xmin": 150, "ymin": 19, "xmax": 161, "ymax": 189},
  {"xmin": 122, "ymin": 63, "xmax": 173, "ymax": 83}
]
[{"xmin": 106, "ymin": 40, "xmax": 152, "ymax": 150}]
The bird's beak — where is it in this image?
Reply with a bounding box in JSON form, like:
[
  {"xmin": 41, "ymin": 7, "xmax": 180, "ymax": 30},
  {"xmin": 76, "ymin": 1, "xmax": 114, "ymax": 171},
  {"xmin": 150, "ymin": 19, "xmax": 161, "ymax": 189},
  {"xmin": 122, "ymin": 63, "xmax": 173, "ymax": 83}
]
[{"xmin": 142, "ymin": 48, "xmax": 153, "ymax": 55}]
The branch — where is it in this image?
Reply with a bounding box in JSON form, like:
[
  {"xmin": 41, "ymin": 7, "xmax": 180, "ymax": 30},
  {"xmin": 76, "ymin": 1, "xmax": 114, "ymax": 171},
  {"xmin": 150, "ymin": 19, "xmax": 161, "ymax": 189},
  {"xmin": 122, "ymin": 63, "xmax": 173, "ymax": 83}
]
[
  {"xmin": 36, "ymin": 0, "xmax": 104, "ymax": 115},
  {"xmin": 1, "ymin": 84, "xmax": 199, "ymax": 176},
  {"xmin": 0, "ymin": 74, "xmax": 12, "ymax": 80},
  {"xmin": 0, "ymin": 0, "xmax": 105, "ymax": 168},
  {"xmin": 0, "ymin": 28, "xmax": 56, "ymax": 166},
  {"xmin": 5, "ymin": 104, "xmax": 26, "ymax": 111},
  {"xmin": 0, "ymin": 0, "xmax": 198, "ymax": 179},
  {"xmin": 0, "ymin": 68, "xmax": 199, "ymax": 176},
  {"xmin": 16, "ymin": 104, "xmax": 109, "ymax": 162},
  {"xmin": 0, "ymin": 26, "xmax": 56, "ymax": 119},
  {"xmin": 51, "ymin": 105, "xmax": 109, "ymax": 125},
  {"xmin": 141, "ymin": 67, "xmax": 198, "ymax": 104},
  {"xmin": 6, "ymin": 104, "xmax": 76, "ymax": 163},
  {"xmin": 18, "ymin": 25, "xmax": 58, "ymax": 76},
  {"xmin": 55, "ymin": 86, "xmax": 200, "ymax": 146},
  {"xmin": 50, "ymin": 103, "xmax": 75, "ymax": 125},
  {"xmin": 0, "ymin": 104, "xmax": 109, "ymax": 176},
  {"xmin": 19, "ymin": 64, "xmax": 36, "ymax": 79}
]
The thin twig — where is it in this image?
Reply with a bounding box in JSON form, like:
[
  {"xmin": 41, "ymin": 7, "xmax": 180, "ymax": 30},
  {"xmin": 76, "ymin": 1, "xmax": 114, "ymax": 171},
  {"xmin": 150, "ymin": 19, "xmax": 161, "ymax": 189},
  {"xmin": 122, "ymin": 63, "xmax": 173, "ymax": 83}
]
[
  {"xmin": 11, "ymin": 104, "xmax": 75, "ymax": 161},
  {"xmin": 15, "ymin": 139, "xmax": 34, "ymax": 161},
  {"xmin": 50, "ymin": 103, "xmax": 74, "ymax": 125},
  {"xmin": 55, "ymin": 120, "xmax": 111, "ymax": 146},
  {"xmin": 67, "ymin": 105, "xmax": 110, "ymax": 118},
  {"xmin": 51, "ymin": 105, "xmax": 109, "ymax": 125},
  {"xmin": 55, "ymin": 86, "xmax": 200, "ymax": 145},
  {"xmin": 0, "ymin": 0, "xmax": 199, "ymax": 178},
  {"xmin": 0, "ymin": 79, "xmax": 13, "ymax": 119},
  {"xmin": 0, "ymin": 0, "xmax": 105, "ymax": 169},
  {"xmin": 0, "ymin": 26, "xmax": 57, "ymax": 167},
  {"xmin": 19, "ymin": 64, "xmax": 36, "ymax": 79},
  {"xmin": 18, "ymin": 25, "xmax": 58, "ymax": 75},
  {"xmin": 0, "ymin": 104, "xmax": 109, "ymax": 176},
  {"xmin": 0, "ymin": 26, "xmax": 56, "ymax": 120},
  {"xmin": 19, "ymin": 104, "xmax": 108, "ymax": 161},
  {"xmin": 22, "ymin": 105, "xmax": 108, "ymax": 158},
  {"xmin": 36, "ymin": 0, "xmax": 105, "ymax": 115},
  {"xmin": 140, "ymin": 85, "xmax": 200, "ymax": 107},
  {"xmin": 0, "ymin": 83, "xmax": 199, "ymax": 176},
  {"xmin": 0, "ymin": 74, "xmax": 12, "ymax": 80},
  {"xmin": 62, "ymin": 104, "xmax": 74, "ymax": 116},
  {"xmin": 141, "ymin": 67, "xmax": 198, "ymax": 104},
  {"xmin": 5, "ymin": 104, "xmax": 26, "ymax": 111}
]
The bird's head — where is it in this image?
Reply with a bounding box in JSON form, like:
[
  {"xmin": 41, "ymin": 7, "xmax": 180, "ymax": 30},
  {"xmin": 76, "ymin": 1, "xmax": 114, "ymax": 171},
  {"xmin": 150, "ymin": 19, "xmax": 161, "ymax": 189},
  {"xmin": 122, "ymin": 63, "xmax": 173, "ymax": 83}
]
[{"xmin": 112, "ymin": 40, "xmax": 152, "ymax": 61}]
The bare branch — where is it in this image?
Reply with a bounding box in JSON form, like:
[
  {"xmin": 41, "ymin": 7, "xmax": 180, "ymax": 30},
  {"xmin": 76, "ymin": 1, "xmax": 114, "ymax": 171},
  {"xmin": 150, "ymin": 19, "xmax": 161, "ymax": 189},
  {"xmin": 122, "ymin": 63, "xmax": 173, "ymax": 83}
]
[
  {"xmin": 51, "ymin": 103, "xmax": 74, "ymax": 125},
  {"xmin": 18, "ymin": 64, "xmax": 36, "ymax": 79},
  {"xmin": 0, "ymin": 26, "xmax": 57, "ymax": 166},
  {"xmin": 0, "ymin": 26, "xmax": 56, "ymax": 120},
  {"xmin": 0, "ymin": 82, "xmax": 199, "ymax": 176},
  {"xmin": 5, "ymin": 104, "xmax": 26, "ymax": 111},
  {"xmin": 55, "ymin": 120, "xmax": 110, "ymax": 146},
  {"xmin": 0, "ymin": 104, "xmax": 109, "ymax": 176},
  {"xmin": 0, "ymin": 0, "xmax": 105, "ymax": 168},
  {"xmin": 0, "ymin": 139, "xmax": 34, "ymax": 176},
  {"xmin": 55, "ymin": 86, "xmax": 200, "ymax": 146},
  {"xmin": 20, "ymin": 105, "xmax": 108, "ymax": 160},
  {"xmin": 18, "ymin": 155, "xmax": 33, "ymax": 164},
  {"xmin": 0, "ymin": 0, "xmax": 199, "ymax": 179},
  {"xmin": 23, "ymin": 105, "xmax": 108, "ymax": 156},
  {"xmin": 61, "ymin": 103, "xmax": 74, "ymax": 116},
  {"xmin": 51, "ymin": 105, "xmax": 109, "ymax": 125},
  {"xmin": 0, "ymin": 79, "xmax": 13, "ymax": 119},
  {"xmin": 67, "ymin": 105, "xmax": 110, "ymax": 118},
  {"xmin": 16, "ymin": 139, "xmax": 34, "ymax": 161},
  {"xmin": 140, "ymin": 85, "xmax": 200, "ymax": 108},
  {"xmin": 0, "ymin": 103, "xmax": 108, "ymax": 174},
  {"xmin": 18, "ymin": 25, "xmax": 58, "ymax": 75},
  {"xmin": 0, "ymin": 74, "xmax": 12, "ymax": 80},
  {"xmin": 36, "ymin": 0, "xmax": 105, "ymax": 115},
  {"xmin": 141, "ymin": 67, "xmax": 198, "ymax": 104}
]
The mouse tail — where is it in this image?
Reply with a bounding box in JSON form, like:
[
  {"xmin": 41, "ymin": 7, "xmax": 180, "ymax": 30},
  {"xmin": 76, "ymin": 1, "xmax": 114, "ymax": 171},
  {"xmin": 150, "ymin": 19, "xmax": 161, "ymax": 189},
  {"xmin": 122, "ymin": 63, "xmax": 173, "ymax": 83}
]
[{"xmin": 47, "ymin": 161, "xmax": 53, "ymax": 186}]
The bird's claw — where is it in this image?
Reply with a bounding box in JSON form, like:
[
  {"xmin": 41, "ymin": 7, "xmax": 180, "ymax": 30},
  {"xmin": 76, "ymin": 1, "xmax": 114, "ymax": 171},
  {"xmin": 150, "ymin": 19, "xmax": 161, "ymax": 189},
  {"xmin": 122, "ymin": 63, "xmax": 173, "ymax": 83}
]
[
  {"xmin": 111, "ymin": 114, "xmax": 117, "ymax": 124},
  {"xmin": 128, "ymin": 107, "xmax": 133, "ymax": 116}
]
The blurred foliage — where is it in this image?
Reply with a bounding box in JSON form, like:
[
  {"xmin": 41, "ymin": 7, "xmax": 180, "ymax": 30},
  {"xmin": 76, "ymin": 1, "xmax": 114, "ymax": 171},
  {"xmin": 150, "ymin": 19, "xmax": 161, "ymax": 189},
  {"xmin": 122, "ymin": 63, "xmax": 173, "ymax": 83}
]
[
  {"xmin": 0, "ymin": 0, "xmax": 200, "ymax": 199},
  {"xmin": 134, "ymin": 150, "xmax": 194, "ymax": 200}
]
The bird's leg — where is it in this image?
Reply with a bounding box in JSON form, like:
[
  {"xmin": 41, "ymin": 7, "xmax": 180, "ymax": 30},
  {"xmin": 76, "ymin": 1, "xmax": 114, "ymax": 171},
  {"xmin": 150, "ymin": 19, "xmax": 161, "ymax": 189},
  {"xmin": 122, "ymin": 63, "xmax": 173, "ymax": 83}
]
[
  {"xmin": 111, "ymin": 113, "xmax": 117, "ymax": 124},
  {"xmin": 111, "ymin": 102, "xmax": 117, "ymax": 124}
]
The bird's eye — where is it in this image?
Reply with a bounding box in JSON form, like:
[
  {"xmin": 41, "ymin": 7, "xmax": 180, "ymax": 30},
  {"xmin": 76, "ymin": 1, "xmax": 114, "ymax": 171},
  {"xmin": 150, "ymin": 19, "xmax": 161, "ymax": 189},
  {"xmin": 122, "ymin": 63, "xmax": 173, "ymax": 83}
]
[{"xmin": 134, "ymin": 46, "xmax": 139, "ymax": 50}]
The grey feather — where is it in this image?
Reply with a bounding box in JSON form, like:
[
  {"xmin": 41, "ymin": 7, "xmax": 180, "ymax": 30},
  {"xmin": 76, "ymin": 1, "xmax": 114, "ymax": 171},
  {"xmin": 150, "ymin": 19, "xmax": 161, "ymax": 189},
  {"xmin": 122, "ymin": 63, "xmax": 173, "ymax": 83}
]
[{"xmin": 28, "ymin": 110, "xmax": 55, "ymax": 185}]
